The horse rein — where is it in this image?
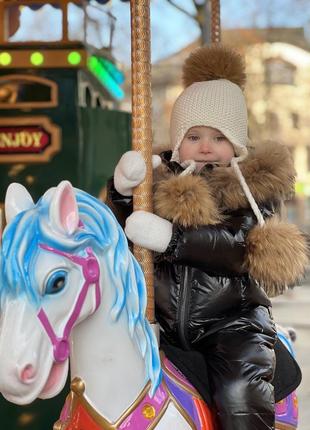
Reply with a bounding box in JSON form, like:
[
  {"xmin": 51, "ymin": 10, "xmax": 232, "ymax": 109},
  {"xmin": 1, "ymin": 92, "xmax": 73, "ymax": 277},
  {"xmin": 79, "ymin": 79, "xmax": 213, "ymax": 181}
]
[{"xmin": 37, "ymin": 244, "xmax": 101, "ymax": 363}]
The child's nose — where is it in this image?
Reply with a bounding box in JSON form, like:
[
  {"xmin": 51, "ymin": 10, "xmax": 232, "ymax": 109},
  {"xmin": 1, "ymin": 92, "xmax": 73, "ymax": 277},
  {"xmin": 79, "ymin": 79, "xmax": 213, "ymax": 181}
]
[{"xmin": 200, "ymin": 139, "xmax": 211, "ymax": 152}]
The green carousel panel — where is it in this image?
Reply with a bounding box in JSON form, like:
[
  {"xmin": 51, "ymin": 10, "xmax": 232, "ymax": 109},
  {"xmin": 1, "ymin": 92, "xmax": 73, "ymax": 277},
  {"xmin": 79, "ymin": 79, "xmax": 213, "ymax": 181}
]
[
  {"xmin": 78, "ymin": 107, "xmax": 131, "ymax": 197},
  {"xmin": 0, "ymin": 69, "xmax": 80, "ymax": 203},
  {"xmin": 0, "ymin": 105, "xmax": 131, "ymax": 202}
]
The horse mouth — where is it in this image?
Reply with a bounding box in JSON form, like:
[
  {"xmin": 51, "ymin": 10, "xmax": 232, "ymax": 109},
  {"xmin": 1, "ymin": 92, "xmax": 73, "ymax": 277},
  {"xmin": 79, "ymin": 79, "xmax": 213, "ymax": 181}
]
[{"xmin": 39, "ymin": 360, "xmax": 68, "ymax": 399}]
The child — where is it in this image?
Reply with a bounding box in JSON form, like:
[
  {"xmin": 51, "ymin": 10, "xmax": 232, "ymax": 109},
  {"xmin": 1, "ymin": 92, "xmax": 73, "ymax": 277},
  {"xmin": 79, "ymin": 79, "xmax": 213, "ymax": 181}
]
[{"xmin": 108, "ymin": 44, "xmax": 307, "ymax": 430}]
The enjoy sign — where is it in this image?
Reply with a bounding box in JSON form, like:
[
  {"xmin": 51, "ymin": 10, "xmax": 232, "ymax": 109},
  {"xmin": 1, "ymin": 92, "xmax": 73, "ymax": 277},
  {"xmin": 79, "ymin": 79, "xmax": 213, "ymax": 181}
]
[
  {"xmin": 0, "ymin": 117, "xmax": 61, "ymax": 163},
  {"xmin": 0, "ymin": 128, "xmax": 49, "ymax": 153}
]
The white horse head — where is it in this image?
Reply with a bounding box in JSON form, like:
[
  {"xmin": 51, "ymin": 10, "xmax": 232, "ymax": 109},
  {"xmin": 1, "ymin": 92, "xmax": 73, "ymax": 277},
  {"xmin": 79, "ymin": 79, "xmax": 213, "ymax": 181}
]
[
  {"xmin": 0, "ymin": 181, "xmax": 299, "ymax": 430},
  {"xmin": 0, "ymin": 181, "xmax": 160, "ymax": 422}
]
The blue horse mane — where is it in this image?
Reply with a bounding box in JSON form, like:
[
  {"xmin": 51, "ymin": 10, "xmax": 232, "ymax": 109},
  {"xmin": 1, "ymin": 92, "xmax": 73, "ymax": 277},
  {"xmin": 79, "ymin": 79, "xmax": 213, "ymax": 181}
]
[{"xmin": 0, "ymin": 188, "xmax": 161, "ymax": 394}]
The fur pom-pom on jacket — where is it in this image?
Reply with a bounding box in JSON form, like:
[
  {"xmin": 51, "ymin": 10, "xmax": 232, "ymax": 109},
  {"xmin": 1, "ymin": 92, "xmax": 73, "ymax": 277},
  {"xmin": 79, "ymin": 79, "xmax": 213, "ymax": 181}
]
[{"xmin": 153, "ymin": 142, "xmax": 308, "ymax": 297}]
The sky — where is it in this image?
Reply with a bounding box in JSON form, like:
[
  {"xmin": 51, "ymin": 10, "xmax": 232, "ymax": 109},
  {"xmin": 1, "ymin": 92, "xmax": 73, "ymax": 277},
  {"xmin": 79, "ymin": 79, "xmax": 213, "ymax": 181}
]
[
  {"xmin": 103, "ymin": 0, "xmax": 310, "ymax": 64},
  {"xmin": 8, "ymin": 0, "xmax": 310, "ymax": 65}
]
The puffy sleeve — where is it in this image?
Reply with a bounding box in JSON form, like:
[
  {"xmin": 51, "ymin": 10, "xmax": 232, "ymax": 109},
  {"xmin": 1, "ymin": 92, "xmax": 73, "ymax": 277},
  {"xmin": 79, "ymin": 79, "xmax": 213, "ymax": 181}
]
[{"xmin": 162, "ymin": 208, "xmax": 271, "ymax": 276}]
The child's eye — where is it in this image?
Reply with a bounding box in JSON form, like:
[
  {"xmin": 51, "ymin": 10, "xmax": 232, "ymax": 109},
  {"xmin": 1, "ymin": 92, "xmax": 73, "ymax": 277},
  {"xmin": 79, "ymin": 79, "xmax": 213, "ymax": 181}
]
[
  {"xmin": 215, "ymin": 136, "xmax": 226, "ymax": 142},
  {"xmin": 188, "ymin": 135, "xmax": 199, "ymax": 141}
]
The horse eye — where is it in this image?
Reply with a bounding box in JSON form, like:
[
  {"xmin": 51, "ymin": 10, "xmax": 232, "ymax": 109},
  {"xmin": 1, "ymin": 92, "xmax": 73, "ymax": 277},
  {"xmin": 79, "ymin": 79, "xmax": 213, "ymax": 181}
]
[{"xmin": 45, "ymin": 270, "xmax": 68, "ymax": 295}]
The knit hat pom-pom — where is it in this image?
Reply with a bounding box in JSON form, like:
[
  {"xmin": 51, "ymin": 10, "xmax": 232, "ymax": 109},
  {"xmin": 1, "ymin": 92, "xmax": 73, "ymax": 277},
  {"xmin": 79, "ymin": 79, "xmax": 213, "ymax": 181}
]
[{"xmin": 183, "ymin": 44, "xmax": 246, "ymax": 89}]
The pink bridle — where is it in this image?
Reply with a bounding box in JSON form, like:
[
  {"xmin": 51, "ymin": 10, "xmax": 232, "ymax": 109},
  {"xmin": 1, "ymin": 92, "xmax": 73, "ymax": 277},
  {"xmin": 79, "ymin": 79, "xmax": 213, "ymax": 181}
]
[{"xmin": 37, "ymin": 244, "xmax": 101, "ymax": 363}]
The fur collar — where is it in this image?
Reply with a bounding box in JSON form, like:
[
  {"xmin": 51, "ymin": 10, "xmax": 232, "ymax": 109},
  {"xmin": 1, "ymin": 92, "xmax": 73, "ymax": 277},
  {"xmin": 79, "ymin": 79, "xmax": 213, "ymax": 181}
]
[
  {"xmin": 202, "ymin": 142, "xmax": 295, "ymax": 210},
  {"xmin": 154, "ymin": 142, "xmax": 295, "ymax": 220}
]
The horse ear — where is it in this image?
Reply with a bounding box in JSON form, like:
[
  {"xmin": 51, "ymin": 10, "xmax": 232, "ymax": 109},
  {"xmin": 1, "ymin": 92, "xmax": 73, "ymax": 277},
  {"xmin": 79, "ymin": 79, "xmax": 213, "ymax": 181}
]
[
  {"xmin": 5, "ymin": 183, "xmax": 35, "ymax": 224},
  {"xmin": 50, "ymin": 181, "xmax": 79, "ymax": 235}
]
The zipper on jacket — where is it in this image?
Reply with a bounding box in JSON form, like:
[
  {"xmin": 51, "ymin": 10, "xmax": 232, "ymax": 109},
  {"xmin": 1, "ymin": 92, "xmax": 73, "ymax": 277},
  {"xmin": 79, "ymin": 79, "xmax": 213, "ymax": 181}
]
[{"xmin": 177, "ymin": 266, "xmax": 192, "ymax": 351}]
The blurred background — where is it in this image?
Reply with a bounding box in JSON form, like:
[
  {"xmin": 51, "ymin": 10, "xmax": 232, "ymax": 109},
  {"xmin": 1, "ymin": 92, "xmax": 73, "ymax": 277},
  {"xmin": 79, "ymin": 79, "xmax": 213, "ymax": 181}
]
[{"xmin": 0, "ymin": 0, "xmax": 309, "ymax": 428}]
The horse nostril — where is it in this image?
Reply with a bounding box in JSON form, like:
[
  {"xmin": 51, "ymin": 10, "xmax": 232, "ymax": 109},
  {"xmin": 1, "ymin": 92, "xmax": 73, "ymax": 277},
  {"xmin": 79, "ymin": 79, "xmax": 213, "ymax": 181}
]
[{"xmin": 19, "ymin": 364, "xmax": 36, "ymax": 384}]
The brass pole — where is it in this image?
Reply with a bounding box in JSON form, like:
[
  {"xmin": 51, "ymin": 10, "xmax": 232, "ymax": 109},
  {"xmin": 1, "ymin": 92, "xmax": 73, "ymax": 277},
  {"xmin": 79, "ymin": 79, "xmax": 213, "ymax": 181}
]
[
  {"xmin": 130, "ymin": 0, "xmax": 155, "ymax": 323},
  {"xmin": 211, "ymin": 0, "xmax": 221, "ymax": 43}
]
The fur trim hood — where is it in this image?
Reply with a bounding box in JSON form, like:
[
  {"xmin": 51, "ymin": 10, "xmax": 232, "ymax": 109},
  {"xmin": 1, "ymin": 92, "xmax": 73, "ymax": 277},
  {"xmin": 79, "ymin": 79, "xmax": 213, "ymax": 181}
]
[
  {"xmin": 153, "ymin": 141, "xmax": 308, "ymax": 297},
  {"xmin": 154, "ymin": 141, "xmax": 296, "ymax": 215}
]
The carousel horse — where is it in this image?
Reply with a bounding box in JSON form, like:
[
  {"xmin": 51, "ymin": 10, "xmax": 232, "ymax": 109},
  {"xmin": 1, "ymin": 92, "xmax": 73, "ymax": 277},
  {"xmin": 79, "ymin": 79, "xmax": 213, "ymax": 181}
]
[{"xmin": 0, "ymin": 181, "xmax": 298, "ymax": 430}]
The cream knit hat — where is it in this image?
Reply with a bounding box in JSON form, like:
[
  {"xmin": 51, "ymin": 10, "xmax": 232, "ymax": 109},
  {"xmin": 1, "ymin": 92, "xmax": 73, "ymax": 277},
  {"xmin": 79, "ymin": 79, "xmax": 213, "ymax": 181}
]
[
  {"xmin": 170, "ymin": 79, "xmax": 248, "ymax": 162},
  {"xmin": 171, "ymin": 44, "xmax": 249, "ymax": 162},
  {"xmin": 170, "ymin": 44, "xmax": 265, "ymax": 226}
]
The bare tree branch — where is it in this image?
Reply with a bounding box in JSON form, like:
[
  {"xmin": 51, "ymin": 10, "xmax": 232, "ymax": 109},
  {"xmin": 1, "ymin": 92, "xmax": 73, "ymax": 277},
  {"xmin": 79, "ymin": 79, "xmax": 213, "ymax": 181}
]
[{"xmin": 165, "ymin": 0, "xmax": 196, "ymax": 20}]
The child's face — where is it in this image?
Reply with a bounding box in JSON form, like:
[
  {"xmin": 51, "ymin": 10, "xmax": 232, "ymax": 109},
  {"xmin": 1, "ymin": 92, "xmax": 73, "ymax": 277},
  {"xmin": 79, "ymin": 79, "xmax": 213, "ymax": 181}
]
[{"xmin": 179, "ymin": 126, "xmax": 234, "ymax": 170}]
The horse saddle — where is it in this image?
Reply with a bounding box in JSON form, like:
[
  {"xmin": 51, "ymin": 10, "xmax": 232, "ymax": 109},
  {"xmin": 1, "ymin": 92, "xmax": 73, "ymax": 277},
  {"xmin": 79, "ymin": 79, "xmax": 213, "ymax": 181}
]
[{"xmin": 161, "ymin": 337, "xmax": 302, "ymax": 405}]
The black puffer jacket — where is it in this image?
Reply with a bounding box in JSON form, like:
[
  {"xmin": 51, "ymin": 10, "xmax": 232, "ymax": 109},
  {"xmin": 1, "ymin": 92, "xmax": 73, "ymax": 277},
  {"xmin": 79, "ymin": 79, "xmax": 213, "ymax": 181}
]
[
  {"xmin": 108, "ymin": 176, "xmax": 273, "ymax": 348},
  {"xmin": 154, "ymin": 206, "xmax": 272, "ymax": 348},
  {"xmin": 153, "ymin": 156, "xmax": 267, "ymax": 347},
  {"xmin": 108, "ymin": 143, "xmax": 307, "ymax": 348}
]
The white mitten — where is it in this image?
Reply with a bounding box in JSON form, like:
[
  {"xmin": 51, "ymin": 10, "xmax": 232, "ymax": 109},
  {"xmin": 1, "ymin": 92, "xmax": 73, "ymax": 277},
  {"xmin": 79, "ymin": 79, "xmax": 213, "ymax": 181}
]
[
  {"xmin": 114, "ymin": 151, "xmax": 161, "ymax": 196},
  {"xmin": 125, "ymin": 211, "xmax": 173, "ymax": 253}
]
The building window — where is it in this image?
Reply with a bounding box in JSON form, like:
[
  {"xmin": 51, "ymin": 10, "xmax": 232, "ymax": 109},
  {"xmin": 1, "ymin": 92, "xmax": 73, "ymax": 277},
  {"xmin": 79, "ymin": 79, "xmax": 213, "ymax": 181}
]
[
  {"xmin": 0, "ymin": 75, "xmax": 58, "ymax": 109},
  {"xmin": 288, "ymin": 146, "xmax": 295, "ymax": 163},
  {"xmin": 305, "ymin": 146, "xmax": 310, "ymax": 173},
  {"xmin": 291, "ymin": 112, "xmax": 300, "ymax": 129},
  {"xmin": 265, "ymin": 111, "xmax": 279, "ymax": 131},
  {"xmin": 307, "ymin": 147, "xmax": 310, "ymax": 173},
  {"xmin": 265, "ymin": 58, "xmax": 296, "ymax": 85}
]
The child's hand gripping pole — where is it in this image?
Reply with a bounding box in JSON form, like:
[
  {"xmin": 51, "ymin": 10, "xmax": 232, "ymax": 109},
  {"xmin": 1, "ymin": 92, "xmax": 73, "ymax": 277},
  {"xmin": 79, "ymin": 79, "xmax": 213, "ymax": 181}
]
[{"xmin": 114, "ymin": 151, "xmax": 161, "ymax": 196}]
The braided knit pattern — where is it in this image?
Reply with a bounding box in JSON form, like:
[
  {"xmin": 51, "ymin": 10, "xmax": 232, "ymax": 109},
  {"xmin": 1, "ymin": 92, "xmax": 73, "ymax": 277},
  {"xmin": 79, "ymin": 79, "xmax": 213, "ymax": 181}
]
[{"xmin": 231, "ymin": 158, "xmax": 265, "ymax": 226}]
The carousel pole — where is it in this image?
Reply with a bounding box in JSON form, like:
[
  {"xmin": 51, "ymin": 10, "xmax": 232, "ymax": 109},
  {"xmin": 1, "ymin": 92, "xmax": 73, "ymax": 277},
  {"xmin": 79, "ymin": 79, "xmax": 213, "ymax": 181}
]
[
  {"xmin": 129, "ymin": 0, "xmax": 221, "ymax": 324},
  {"xmin": 211, "ymin": 0, "xmax": 221, "ymax": 43},
  {"xmin": 130, "ymin": 0, "xmax": 155, "ymax": 323}
]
